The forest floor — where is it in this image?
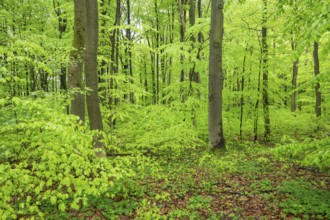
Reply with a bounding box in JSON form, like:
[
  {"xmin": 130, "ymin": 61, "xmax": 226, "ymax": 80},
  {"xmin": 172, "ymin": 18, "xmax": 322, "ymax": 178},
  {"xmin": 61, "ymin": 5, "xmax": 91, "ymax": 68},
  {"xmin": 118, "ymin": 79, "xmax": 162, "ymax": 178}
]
[{"xmin": 71, "ymin": 145, "xmax": 330, "ymax": 220}]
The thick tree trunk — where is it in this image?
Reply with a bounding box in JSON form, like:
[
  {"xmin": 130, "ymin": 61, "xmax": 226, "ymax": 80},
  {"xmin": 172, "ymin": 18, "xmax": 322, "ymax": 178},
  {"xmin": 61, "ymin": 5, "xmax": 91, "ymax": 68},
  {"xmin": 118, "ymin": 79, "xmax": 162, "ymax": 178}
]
[
  {"xmin": 85, "ymin": 0, "xmax": 106, "ymax": 158},
  {"xmin": 261, "ymin": 0, "xmax": 270, "ymax": 140},
  {"xmin": 68, "ymin": 0, "xmax": 86, "ymax": 122},
  {"xmin": 313, "ymin": 41, "xmax": 321, "ymax": 117},
  {"xmin": 208, "ymin": 0, "xmax": 225, "ymax": 149}
]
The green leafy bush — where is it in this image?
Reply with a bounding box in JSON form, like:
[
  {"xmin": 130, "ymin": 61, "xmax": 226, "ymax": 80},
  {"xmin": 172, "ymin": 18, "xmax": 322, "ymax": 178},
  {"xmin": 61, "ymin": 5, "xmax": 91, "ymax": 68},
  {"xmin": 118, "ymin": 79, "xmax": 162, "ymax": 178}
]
[
  {"xmin": 273, "ymin": 138, "xmax": 330, "ymax": 169},
  {"xmin": 0, "ymin": 95, "xmax": 134, "ymax": 218},
  {"xmin": 113, "ymin": 104, "xmax": 207, "ymax": 155}
]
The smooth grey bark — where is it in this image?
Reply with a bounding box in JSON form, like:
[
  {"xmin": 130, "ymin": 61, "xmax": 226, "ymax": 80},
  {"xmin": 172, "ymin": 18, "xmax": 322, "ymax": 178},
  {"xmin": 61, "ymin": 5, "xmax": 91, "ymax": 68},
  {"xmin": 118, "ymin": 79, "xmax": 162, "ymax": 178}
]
[
  {"xmin": 68, "ymin": 0, "xmax": 86, "ymax": 123},
  {"xmin": 85, "ymin": 0, "xmax": 106, "ymax": 158},
  {"xmin": 261, "ymin": 0, "xmax": 270, "ymax": 139},
  {"xmin": 208, "ymin": 0, "xmax": 225, "ymax": 149},
  {"xmin": 313, "ymin": 41, "xmax": 321, "ymax": 117}
]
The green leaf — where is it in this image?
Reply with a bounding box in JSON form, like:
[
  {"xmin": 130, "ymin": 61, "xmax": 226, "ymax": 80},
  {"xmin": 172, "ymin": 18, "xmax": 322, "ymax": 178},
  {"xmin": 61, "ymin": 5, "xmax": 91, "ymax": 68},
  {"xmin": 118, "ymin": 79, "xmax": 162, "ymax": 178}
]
[
  {"xmin": 50, "ymin": 196, "xmax": 57, "ymax": 205},
  {"xmin": 58, "ymin": 202, "xmax": 66, "ymax": 212}
]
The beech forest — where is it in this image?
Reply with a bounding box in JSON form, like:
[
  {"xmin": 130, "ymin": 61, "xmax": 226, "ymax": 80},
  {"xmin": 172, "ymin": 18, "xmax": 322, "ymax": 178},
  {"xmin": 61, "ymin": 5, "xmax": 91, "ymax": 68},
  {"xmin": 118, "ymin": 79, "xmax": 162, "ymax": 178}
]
[{"xmin": 0, "ymin": 0, "xmax": 329, "ymax": 219}]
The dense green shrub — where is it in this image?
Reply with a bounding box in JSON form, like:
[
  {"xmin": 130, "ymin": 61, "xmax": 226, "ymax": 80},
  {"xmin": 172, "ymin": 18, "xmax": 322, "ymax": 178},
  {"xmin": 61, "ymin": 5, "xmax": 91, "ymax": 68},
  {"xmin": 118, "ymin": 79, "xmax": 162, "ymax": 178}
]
[
  {"xmin": 0, "ymin": 95, "xmax": 134, "ymax": 218},
  {"xmin": 112, "ymin": 104, "xmax": 207, "ymax": 155},
  {"xmin": 273, "ymin": 138, "xmax": 330, "ymax": 169}
]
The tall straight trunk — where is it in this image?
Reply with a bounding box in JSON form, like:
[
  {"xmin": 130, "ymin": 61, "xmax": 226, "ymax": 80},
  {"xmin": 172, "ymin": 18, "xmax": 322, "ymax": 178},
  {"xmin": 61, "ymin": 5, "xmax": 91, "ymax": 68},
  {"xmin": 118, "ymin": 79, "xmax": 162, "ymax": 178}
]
[
  {"xmin": 188, "ymin": 0, "xmax": 200, "ymax": 85},
  {"xmin": 146, "ymin": 36, "xmax": 157, "ymax": 104},
  {"xmin": 239, "ymin": 46, "xmax": 247, "ymax": 140},
  {"xmin": 85, "ymin": 0, "xmax": 106, "ymax": 157},
  {"xmin": 168, "ymin": 4, "xmax": 175, "ymax": 87},
  {"xmin": 208, "ymin": 0, "xmax": 225, "ymax": 149},
  {"xmin": 197, "ymin": 0, "xmax": 204, "ymax": 43},
  {"xmin": 109, "ymin": 0, "xmax": 121, "ymax": 127},
  {"xmin": 261, "ymin": 0, "xmax": 270, "ymax": 140},
  {"xmin": 254, "ymin": 44, "xmax": 262, "ymax": 142},
  {"xmin": 68, "ymin": 0, "xmax": 86, "ymax": 122},
  {"xmin": 313, "ymin": 41, "xmax": 321, "ymax": 117},
  {"xmin": 178, "ymin": 0, "xmax": 186, "ymax": 86},
  {"xmin": 53, "ymin": 0, "xmax": 68, "ymax": 92},
  {"xmin": 291, "ymin": 59, "xmax": 298, "ymax": 112},
  {"xmin": 291, "ymin": 37, "xmax": 298, "ymax": 112},
  {"xmin": 126, "ymin": 0, "xmax": 134, "ymax": 103},
  {"xmin": 155, "ymin": 0, "xmax": 160, "ymax": 104},
  {"xmin": 99, "ymin": 0, "xmax": 109, "ymax": 101}
]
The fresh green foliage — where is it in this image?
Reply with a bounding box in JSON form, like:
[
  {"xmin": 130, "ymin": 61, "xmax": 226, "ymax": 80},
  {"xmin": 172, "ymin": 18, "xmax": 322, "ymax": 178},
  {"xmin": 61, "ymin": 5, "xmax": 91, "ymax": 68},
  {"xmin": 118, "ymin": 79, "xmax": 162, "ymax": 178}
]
[
  {"xmin": 273, "ymin": 138, "xmax": 330, "ymax": 169},
  {"xmin": 279, "ymin": 180, "xmax": 330, "ymax": 219},
  {"xmin": 112, "ymin": 103, "xmax": 207, "ymax": 155},
  {"xmin": 0, "ymin": 95, "xmax": 135, "ymax": 218}
]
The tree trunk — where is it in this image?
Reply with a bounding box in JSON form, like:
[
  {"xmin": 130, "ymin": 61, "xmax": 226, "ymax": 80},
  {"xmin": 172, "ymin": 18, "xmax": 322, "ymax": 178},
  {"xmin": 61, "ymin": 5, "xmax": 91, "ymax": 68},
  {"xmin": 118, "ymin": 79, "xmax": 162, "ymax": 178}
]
[
  {"xmin": 84, "ymin": 0, "xmax": 106, "ymax": 158},
  {"xmin": 155, "ymin": 0, "xmax": 160, "ymax": 104},
  {"xmin": 313, "ymin": 41, "xmax": 321, "ymax": 117},
  {"xmin": 197, "ymin": 0, "xmax": 204, "ymax": 43},
  {"xmin": 261, "ymin": 0, "xmax": 270, "ymax": 140},
  {"xmin": 208, "ymin": 0, "xmax": 225, "ymax": 149},
  {"xmin": 68, "ymin": 0, "xmax": 86, "ymax": 123},
  {"xmin": 291, "ymin": 37, "xmax": 298, "ymax": 112},
  {"xmin": 291, "ymin": 59, "xmax": 298, "ymax": 112},
  {"xmin": 178, "ymin": 0, "xmax": 186, "ymax": 101},
  {"xmin": 240, "ymin": 46, "xmax": 248, "ymax": 140}
]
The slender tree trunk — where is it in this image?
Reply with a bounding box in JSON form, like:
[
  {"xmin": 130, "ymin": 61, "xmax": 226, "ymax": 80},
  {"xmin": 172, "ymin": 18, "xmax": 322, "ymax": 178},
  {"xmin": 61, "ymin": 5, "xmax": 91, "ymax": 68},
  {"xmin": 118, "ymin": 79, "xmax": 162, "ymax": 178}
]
[
  {"xmin": 291, "ymin": 59, "xmax": 298, "ymax": 112},
  {"xmin": 291, "ymin": 37, "xmax": 298, "ymax": 112},
  {"xmin": 53, "ymin": 0, "xmax": 68, "ymax": 92},
  {"xmin": 109, "ymin": 0, "xmax": 121, "ymax": 127},
  {"xmin": 155, "ymin": 0, "xmax": 160, "ymax": 104},
  {"xmin": 197, "ymin": 0, "xmax": 204, "ymax": 43},
  {"xmin": 208, "ymin": 0, "xmax": 225, "ymax": 149},
  {"xmin": 240, "ymin": 46, "xmax": 247, "ymax": 140},
  {"xmin": 261, "ymin": 0, "xmax": 270, "ymax": 140},
  {"xmin": 313, "ymin": 41, "xmax": 321, "ymax": 117},
  {"xmin": 254, "ymin": 45, "xmax": 262, "ymax": 142},
  {"xmin": 178, "ymin": 0, "xmax": 187, "ymax": 101},
  {"xmin": 85, "ymin": 0, "xmax": 106, "ymax": 157},
  {"xmin": 68, "ymin": 0, "xmax": 86, "ymax": 122}
]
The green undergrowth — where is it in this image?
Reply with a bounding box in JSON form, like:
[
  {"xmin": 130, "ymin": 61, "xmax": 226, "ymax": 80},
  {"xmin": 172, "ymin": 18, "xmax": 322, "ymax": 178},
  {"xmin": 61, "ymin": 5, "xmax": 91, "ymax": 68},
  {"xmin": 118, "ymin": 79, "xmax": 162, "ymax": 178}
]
[
  {"xmin": 86, "ymin": 144, "xmax": 330, "ymax": 219},
  {"xmin": 0, "ymin": 96, "xmax": 139, "ymax": 218},
  {"xmin": 1, "ymin": 95, "xmax": 329, "ymax": 219},
  {"xmin": 273, "ymin": 137, "xmax": 330, "ymax": 170}
]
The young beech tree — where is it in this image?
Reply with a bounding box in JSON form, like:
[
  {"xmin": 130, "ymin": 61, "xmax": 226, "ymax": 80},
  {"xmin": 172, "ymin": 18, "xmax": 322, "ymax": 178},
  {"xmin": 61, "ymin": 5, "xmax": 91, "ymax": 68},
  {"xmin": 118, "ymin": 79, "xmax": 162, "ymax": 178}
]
[
  {"xmin": 208, "ymin": 0, "xmax": 225, "ymax": 149},
  {"xmin": 261, "ymin": 0, "xmax": 270, "ymax": 140}
]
